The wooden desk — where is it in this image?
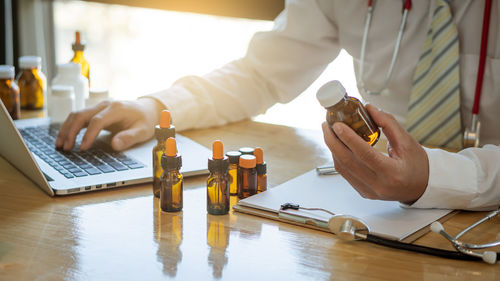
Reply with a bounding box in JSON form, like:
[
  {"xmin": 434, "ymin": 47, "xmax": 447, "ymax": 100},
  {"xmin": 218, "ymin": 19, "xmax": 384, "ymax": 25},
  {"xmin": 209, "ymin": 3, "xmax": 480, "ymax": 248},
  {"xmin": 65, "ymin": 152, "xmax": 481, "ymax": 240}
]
[{"xmin": 1, "ymin": 120, "xmax": 499, "ymax": 280}]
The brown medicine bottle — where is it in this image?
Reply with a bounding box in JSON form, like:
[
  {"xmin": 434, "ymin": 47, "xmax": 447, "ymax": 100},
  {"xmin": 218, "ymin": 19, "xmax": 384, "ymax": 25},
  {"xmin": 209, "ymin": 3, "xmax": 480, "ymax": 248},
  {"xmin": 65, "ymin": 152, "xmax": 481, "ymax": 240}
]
[
  {"xmin": 237, "ymin": 154, "xmax": 257, "ymax": 199},
  {"xmin": 207, "ymin": 140, "xmax": 231, "ymax": 215},
  {"xmin": 160, "ymin": 137, "xmax": 183, "ymax": 212},
  {"xmin": 316, "ymin": 80, "xmax": 380, "ymax": 146},
  {"xmin": 254, "ymin": 147, "xmax": 267, "ymax": 193},
  {"xmin": 17, "ymin": 56, "xmax": 46, "ymax": 110},
  {"xmin": 225, "ymin": 151, "xmax": 241, "ymax": 196},
  {"xmin": 0, "ymin": 66, "xmax": 20, "ymax": 120},
  {"xmin": 153, "ymin": 110, "xmax": 175, "ymax": 198}
]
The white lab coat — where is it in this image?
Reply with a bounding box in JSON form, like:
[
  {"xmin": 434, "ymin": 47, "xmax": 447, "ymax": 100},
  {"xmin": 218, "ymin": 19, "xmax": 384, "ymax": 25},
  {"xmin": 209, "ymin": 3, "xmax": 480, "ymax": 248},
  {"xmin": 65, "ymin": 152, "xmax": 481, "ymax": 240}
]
[{"xmin": 146, "ymin": 0, "xmax": 500, "ymax": 210}]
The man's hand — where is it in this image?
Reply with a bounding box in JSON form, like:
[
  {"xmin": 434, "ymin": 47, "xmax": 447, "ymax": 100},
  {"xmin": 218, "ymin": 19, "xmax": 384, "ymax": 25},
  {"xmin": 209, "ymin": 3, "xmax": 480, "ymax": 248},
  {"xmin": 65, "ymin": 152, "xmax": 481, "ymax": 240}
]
[
  {"xmin": 56, "ymin": 98, "xmax": 164, "ymax": 151},
  {"xmin": 321, "ymin": 104, "xmax": 429, "ymax": 204}
]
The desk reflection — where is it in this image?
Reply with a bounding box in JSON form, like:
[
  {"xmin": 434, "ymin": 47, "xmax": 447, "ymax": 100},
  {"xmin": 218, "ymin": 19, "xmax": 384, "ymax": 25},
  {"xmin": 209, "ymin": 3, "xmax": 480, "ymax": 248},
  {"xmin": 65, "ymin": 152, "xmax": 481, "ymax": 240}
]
[
  {"xmin": 153, "ymin": 198, "xmax": 183, "ymax": 277},
  {"xmin": 207, "ymin": 214, "xmax": 230, "ymax": 279}
]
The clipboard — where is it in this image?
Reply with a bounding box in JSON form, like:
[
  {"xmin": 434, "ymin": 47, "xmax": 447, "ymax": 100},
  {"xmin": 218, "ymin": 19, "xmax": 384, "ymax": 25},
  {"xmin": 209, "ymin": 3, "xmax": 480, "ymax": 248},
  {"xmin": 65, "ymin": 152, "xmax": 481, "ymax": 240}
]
[{"xmin": 233, "ymin": 170, "xmax": 456, "ymax": 243}]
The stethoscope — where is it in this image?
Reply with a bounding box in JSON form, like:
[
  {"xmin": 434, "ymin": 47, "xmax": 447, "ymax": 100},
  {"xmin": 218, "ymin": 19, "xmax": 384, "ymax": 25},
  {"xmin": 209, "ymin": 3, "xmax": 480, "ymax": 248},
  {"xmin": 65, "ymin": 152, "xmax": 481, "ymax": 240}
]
[
  {"xmin": 279, "ymin": 203, "xmax": 500, "ymax": 264},
  {"xmin": 358, "ymin": 0, "xmax": 493, "ymax": 148}
]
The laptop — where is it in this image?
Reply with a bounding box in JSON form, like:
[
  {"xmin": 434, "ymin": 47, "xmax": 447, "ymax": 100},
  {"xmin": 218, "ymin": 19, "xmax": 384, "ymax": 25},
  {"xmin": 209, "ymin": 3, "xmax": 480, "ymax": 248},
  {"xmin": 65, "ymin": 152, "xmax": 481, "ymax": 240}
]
[{"xmin": 0, "ymin": 101, "xmax": 210, "ymax": 196}]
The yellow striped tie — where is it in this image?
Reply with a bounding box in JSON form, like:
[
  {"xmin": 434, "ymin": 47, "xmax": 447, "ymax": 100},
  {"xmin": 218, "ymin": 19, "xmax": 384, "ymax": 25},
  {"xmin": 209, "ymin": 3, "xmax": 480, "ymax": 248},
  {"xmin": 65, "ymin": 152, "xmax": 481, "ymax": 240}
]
[{"xmin": 406, "ymin": 0, "xmax": 462, "ymax": 150}]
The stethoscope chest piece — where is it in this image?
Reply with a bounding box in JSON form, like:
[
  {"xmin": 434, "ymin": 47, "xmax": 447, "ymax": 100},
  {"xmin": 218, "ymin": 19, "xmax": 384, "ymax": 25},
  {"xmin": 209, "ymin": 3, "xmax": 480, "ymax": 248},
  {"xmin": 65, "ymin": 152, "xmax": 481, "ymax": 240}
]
[
  {"xmin": 328, "ymin": 214, "xmax": 370, "ymax": 241},
  {"xmin": 463, "ymin": 114, "xmax": 481, "ymax": 148}
]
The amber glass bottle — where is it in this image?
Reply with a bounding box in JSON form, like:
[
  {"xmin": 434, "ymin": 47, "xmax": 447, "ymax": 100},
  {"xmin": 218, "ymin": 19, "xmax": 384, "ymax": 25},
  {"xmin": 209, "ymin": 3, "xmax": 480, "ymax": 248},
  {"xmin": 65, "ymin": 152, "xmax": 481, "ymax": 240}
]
[
  {"xmin": 153, "ymin": 110, "xmax": 175, "ymax": 198},
  {"xmin": 17, "ymin": 56, "xmax": 46, "ymax": 109},
  {"xmin": 0, "ymin": 66, "xmax": 20, "ymax": 120},
  {"xmin": 71, "ymin": 31, "xmax": 90, "ymax": 84},
  {"xmin": 207, "ymin": 140, "xmax": 231, "ymax": 215},
  {"xmin": 237, "ymin": 154, "xmax": 257, "ymax": 199},
  {"xmin": 317, "ymin": 80, "xmax": 380, "ymax": 146},
  {"xmin": 225, "ymin": 151, "xmax": 241, "ymax": 196},
  {"xmin": 160, "ymin": 137, "xmax": 183, "ymax": 212},
  {"xmin": 254, "ymin": 147, "xmax": 267, "ymax": 193}
]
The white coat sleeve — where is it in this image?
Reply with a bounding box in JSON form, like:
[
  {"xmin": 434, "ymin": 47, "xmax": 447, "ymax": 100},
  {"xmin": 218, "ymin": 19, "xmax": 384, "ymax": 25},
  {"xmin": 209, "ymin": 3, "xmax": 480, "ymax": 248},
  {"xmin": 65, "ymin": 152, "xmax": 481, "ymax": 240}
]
[
  {"xmin": 143, "ymin": 0, "xmax": 341, "ymax": 131},
  {"xmin": 408, "ymin": 145, "xmax": 500, "ymax": 211}
]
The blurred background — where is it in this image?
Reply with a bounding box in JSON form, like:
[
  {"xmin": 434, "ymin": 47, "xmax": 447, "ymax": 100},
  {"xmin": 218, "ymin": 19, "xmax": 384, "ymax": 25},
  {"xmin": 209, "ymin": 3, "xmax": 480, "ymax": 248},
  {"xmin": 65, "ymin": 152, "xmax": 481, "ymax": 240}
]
[{"xmin": 2, "ymin": 0, "xmax": 358, "ymax": 130}]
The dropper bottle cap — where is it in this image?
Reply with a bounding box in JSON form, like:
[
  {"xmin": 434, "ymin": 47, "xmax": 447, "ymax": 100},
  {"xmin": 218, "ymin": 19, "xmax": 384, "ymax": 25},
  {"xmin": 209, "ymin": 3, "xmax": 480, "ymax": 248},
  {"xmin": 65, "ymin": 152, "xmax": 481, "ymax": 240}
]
[
  {"xmin": 254, "ymin": 147, "xmax": 267, "ymax": 175},
  {"xmin": 226, "ymin": 151, "xmax": 242, "ymax": 164},
  {"xmin": 72, "ymin": 31, "xmax": 86, "ymax": 51},
  {"xmin": 155, "ymin": 110, "xmax": 176, "ymax": 140},
  {"xmin": 239, "ymin": 155, "xmax": 256, "ymax": 169},
  {"xmin": 208, "ymin": 140, "xmax": 229, "ymax": 173},
  {"xmin": 161, "ymin": 137, "xmax": 182, "ymax": 171},
  {"xmin": 239, "ymin": 147, "xmax": 255, "ymax": 155}
]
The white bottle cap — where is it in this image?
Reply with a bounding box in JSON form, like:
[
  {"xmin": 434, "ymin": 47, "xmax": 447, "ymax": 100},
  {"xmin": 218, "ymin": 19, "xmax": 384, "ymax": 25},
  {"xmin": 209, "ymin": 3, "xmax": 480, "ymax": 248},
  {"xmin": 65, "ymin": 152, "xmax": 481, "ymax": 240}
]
[
  {"xmin": 0, "ymin": 65, "xmax": 15, "ymax": 79},
  {"xmin": 316, "ymin": 80, "xmax": 346, "ymax": 108},
  {"xmin": 51, "ymin": 85, "xmax": 74, "ymax": 97},
  {"xmin": 57, "ymin": 63, "xmax": 81, "ymax": 76},
  {"xmin": 89, "ymin": 88, "xmax": 109, "ymax": 99},
  {"xmin": 19, "ymin": 56, "xmax": 42, "ymax": 69}
]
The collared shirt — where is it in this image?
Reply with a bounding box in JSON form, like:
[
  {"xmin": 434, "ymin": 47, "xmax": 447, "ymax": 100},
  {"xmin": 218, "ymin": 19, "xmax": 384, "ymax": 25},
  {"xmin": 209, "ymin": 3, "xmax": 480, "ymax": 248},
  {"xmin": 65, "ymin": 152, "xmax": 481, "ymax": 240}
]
[{"xmin": 146, "ymin": 0, "xmax": 500, "ymax": 210}]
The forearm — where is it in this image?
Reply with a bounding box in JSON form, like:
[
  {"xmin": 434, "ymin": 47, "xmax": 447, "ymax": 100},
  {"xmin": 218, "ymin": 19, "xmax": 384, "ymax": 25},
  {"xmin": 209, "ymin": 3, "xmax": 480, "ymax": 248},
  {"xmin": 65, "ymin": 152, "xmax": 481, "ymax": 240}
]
[{"xmin": 409, "ymin": 145, "xmax": 500, "ymax": 211}]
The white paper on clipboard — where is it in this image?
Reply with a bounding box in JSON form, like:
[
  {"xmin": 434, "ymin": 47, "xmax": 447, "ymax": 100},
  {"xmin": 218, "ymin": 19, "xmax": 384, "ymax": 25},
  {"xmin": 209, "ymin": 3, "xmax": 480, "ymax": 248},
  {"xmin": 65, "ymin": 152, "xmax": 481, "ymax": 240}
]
[{"xmin": 236, "ymin": 169, "xmax": 453, "ymax": 241}]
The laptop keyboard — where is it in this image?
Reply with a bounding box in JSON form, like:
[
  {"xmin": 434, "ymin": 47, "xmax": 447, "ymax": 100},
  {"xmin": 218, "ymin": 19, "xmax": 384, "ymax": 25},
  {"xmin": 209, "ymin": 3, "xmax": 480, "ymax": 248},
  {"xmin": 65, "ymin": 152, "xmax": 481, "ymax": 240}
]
[{"xmin": 19, "ymin": 125, "xmax": 144, "ymax": 179}]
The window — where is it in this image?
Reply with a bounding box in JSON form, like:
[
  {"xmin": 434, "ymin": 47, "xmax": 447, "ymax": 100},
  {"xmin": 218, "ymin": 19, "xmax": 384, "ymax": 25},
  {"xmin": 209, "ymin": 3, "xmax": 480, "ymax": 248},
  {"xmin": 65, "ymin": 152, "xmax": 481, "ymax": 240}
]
[{"xmin": 52, "ymin": 0, "xmax": 358, "ymax": 130}]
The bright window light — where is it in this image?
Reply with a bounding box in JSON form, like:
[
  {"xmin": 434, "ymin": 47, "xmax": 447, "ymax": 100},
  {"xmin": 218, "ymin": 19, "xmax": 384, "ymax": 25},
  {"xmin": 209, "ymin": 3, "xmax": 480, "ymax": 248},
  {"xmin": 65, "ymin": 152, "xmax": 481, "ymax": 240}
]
[{"xmin": 53, "ymin": 1, "xmax": 358, "ymax": 131}]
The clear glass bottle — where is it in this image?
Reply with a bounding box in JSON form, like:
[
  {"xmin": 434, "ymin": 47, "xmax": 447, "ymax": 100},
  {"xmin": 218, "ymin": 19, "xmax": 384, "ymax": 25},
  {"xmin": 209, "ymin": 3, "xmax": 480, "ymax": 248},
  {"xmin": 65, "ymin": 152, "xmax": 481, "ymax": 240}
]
[
  {"xmin": 237, "ymin": 154, "xmax": 257, "ymax": 199},
  {"xmin": 0, "ymin": 65, "xmax": 20, "ymax": 120},
  {"xmin": 317, "ymin": 80, "xmax": 380, "ymax": 146},
  {"xmin": 153, "ymin": 110, "xmax": 176, "ymax": 198},
  {"xmin": 17, "ymin": 56, "xmax": 46, "ymax": 110},
  {"xmin": 225, "ymin": 151, "xmax": 241, "ymax": 196},
  {"xmin": 254, "ymin": 147, "xmax": 267, "ymax": 193},
  {"xmin": 160, "ymin": 137, "xmax": 183, "ymax": 212},
  {"xmin": 70, "ymin": 31, "xmax": 90, "ymax": 84},
  {"xmin": 207, "ymin": 140, "xmax": 231, "ymax": 215}
]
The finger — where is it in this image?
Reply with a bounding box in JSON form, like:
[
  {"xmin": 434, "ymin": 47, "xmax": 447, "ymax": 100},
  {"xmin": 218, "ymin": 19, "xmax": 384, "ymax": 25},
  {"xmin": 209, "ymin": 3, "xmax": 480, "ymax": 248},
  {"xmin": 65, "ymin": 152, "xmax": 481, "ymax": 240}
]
[
  {"xmin": 333, "ymin": 157, "xmax": 378, "ymax": 199},
  {"xmin": 80, "ymin": 106, "xmax": 124, "ymax": 150},
  {"xmin": 111, "ymin": 125, "xmax": 151, "ymax": 151},
  {"xmin": 366, "ymin": 104, "xmax": 409, "ymax": 150},
  {"xmin": 332, "ymin": 122, "xmax": 389, "ymax": 171},
  {"xmin": 57, "ymin": 102, "xmax": 109, "ymax": 149},
  {"xmin": 323, "ymin": 122, "xmax": 379, "ymax": 186}
]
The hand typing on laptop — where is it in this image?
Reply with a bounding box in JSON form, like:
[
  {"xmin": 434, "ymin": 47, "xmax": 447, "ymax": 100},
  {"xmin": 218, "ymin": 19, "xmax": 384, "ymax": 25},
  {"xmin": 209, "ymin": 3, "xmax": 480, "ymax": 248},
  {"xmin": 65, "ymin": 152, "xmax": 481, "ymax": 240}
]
[{"xmin": 56, "ymin": 98, "xmax": 163, "ymax": 151}]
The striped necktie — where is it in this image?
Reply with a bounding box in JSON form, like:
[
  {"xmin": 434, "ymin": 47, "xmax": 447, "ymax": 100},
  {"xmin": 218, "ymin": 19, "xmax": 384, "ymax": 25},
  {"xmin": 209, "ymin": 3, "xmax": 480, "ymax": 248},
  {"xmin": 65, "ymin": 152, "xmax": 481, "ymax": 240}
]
[{"xmin": 406, "ymin": 0, "xmax": 462, "ymax": 150}]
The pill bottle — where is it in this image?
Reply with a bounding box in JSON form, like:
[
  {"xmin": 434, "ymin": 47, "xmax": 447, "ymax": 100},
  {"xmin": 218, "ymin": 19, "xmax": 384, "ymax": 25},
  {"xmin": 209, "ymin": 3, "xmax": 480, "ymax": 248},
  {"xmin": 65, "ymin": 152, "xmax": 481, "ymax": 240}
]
[
  {"xmin": 207, "ymin": 140, "xmax": 230, "ymax": 215},
  {"xmin": 237, "ymin": 154, "xmax": 257, "ymax": 199},
  {"xmin": 70, "ymin": 31, "xmax": 90, "ymax": 84},
  {"xmin": 86, "ymin": 88, "xmax": 109, "ymax": 108},
  {"xmin": 17, "ymin": 56, "xmax": 46, "ymax": 110},
  {"xmin": 48, "ymin": 85, "xmax": 75, "ymax": 123},
  {"xmin": 160, "ymin": 137, "xmax": 183, "ymax": 212},
  {"xmin": 225, "ymin": 151, "xmax": 241, "ymax": 196},
  {"xmin": 52, "ymin": 63, "xmax": 89, "ymax": 110},
  {"xmin": 316, "ymin": 80, "xmax": 380, "ymax": 146},
  {"xmin": 0, "ymin": 65, "xmax": 20, "ymax": 120}
]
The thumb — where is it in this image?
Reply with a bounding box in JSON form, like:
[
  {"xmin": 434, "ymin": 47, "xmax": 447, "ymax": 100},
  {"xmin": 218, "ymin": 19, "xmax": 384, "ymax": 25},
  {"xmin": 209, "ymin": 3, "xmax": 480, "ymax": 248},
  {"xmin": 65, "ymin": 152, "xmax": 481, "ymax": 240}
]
[
  {"xmin": 366, "ymin": 104, "xmax": 407, "ymax": 151},
  {"xmin": 111, "ymin": 125, "xmax": 151, "ymax": 151}
]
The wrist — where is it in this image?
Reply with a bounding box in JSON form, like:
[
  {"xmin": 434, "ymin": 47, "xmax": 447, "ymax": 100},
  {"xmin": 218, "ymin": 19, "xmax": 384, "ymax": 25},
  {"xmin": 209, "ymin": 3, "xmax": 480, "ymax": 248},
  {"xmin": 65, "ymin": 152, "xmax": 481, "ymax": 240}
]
[{"xmin": 137, "ymin": 97, "xmax": 166, "ymax": 125}]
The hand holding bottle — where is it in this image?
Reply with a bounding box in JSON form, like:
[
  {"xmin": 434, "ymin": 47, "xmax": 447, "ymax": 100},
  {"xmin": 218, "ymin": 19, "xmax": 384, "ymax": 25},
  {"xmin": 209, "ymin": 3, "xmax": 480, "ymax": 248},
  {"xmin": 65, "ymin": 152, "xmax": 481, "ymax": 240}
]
[{"xmin": 321, "ymin": 104, "xmax": 429, "ymax": 205}]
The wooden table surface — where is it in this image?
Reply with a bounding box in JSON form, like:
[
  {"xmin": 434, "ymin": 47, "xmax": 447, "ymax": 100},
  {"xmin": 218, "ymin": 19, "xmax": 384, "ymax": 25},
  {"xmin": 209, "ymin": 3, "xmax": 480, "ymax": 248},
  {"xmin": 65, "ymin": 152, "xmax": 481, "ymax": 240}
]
[{"xmin": 1, "ymin": 117, "xmax": 500, "ymax": 281}]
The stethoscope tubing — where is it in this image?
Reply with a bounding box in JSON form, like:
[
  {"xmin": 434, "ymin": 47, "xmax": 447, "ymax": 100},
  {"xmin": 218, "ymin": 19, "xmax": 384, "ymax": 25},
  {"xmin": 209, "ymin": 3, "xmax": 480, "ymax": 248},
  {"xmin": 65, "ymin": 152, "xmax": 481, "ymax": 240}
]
[{"xmin": 364, "ymin": 234, "xmax": 496, "ymax": 261}]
